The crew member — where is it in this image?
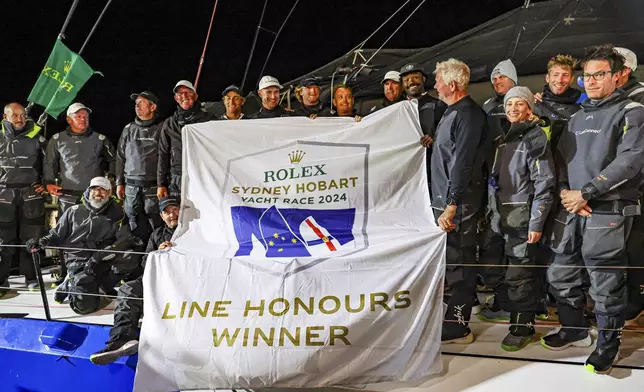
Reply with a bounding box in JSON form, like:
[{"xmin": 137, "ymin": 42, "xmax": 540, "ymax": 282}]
[
  {"xmin": 0, "ymin": 103, "xmax": 46, "ymax": 294},
  {"xmin": 116, "ymin": 91, "xmax": 163, "ymax": 244},
  {"xmin": 368, "ymin": 70, "xmax": 404, "ymax": 114},
  {"xmin": 249, "ymin": 76, "xmax": 292, "ymax": 119},
  {"xmin": 428, "ymin": 58, "xmax": 490, "ymax": 344},
  {"xmin": 90, "ymin": 196, "xmax": 179, "ymax": 365},
  {"xmin": 27, "ymin": 177, "xmax": 139, "ymax": 315},
  {"xmin": 543, "ymin": 45, "xmax": 644, "ymax": 374}
]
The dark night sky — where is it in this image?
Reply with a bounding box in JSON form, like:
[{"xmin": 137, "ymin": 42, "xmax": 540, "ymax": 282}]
[{"xmin": 3, "ymin": 0, "xmax": 530, "ymax": 144}]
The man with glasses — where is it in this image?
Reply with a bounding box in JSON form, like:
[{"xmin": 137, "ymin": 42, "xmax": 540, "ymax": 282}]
[
  {"xmin": 220, "ymin": 85, "xmax": 245, "ymax": 120},
  {"xmin": 157, "ymin": 80, "xmax": 215, "ymax": 199},
  {"xmin": 543, "ymin": 45, "xmax": 644, "ymax": 374}
]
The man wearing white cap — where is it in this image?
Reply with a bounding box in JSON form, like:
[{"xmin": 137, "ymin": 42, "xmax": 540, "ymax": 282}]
[
  {"xmin": 368, "ymin": 70, "xmax": 404, "ymax": 114},
  {"xmin": 27, "ymin": 176, "xmax": 138, "ymax": 315},
  {"xmin": 249, "ymin": 75, "xmax": 292, "ymax": 119},
  {"xmin": 157, "ymin": 80, "xmax": 215, "ymax": 199},
  {"xmin": 615, "ymin": 47, "xmax": 644, "ymax": 104},
  {"xmin": 615, "ymin": 47, "xmax": 644, "ymax": 327},
  {"xmin": 44, "ymin": 102, "xmax": 116, "ymax": 213}
]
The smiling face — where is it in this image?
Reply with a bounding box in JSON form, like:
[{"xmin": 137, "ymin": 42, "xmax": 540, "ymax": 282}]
[
  {"xmin": 333, "ymin": 87, "xmax": 355, "ymax": 116},
  {"xmin": 402, "ymin": 72, "xmax": 425, "ymax": 98},
  {"xmin": 301, "ymin": 85, "xmax": 320, "ymax": 106},
  {"xmin": 259, "ymin": 86, "xmax": 280, "ymax": 110},
  {"xmin": 224, "ymin": 91, "xmax": 244, "ymax": 114},
  {"xmin": 161, "ymin": 205, "xmax": 180, "ymax": 228},
  {"xmin": 546, "ymin": 65, "xmax": 573, "ymax": 96},
  {"xmin": 583, "ymin": 59, "xmax": 620, "ymax": 100},
  {"xmin": 505, "ymin": 97, "xmax": 532, "ymax": 123},
  {"xmin": 174, "ymin": 86, "xmax": 198, "ymax": 110},
  {"xmin": 383, "ymin": 80, "xmax": 402, "ymax": 102},
  {"xmin": 493, "ymin": 74, "xmax": 515, "ymax": 96},
  {"xmin": 66, "ymin": 109, "xmax": 90, "ymax": 133},
  {"xmin": 3, "ymin": 103, "xmax": 27, "ymax": 130}
]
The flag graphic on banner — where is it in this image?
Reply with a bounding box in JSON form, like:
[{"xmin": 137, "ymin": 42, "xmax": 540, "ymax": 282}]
[
  {"xmin": 27, "ymin": 39, "xmax": 101, "ymax": 117},
  {"xmin": 231, "ymin": 205, "xmax": 356, "ymax": 257}
]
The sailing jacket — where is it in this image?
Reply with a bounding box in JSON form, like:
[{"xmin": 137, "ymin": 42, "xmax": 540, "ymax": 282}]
[
  {"xmin": 249, "ymin": 105, "xmax": 292, "ymax": 119},
  {"xmin": 622, "ymin": 76, "xmax": 644, "ymax": 104},
  {"xmin": 367, "ymin": 96, "xmax": 404, "ymax": 115},
  {"xmin": 142, "ymin": 224, "xmax": 176, "ymax": 269},
  {"xmin": 557, "ymin": 91, "xmax": 644, "ymax": 203},
  {"xmin": 157, "ymin": 103, "xmax": 214, "ymax": 187},
  {"xmin": 44, "ymin": 128, "xmax": 116, "ymax": 192},
  {"xmin": 116, "ymin": 117, "xmax": 163, "ymax": 187},
  {"xmin": 42, "ymin": 196, "xmax": 135, "ymax": 264},
  {"xmin": 489, "ymin": 118, "xmax": 555, "ymax": 233},
  {"xmin": 416, "ymin": 93, "xmax": 447, "ymax": 137},
  {"xmin": 483, "ymin": 94, "xmax": 510, "ymax": 143},
  {"xmin": 0, "ymin": 119, "xmax": 46, "ymax": 187},
  {"xmin": 431, "ymin": 96, "xmax": 490, "ymax": 209},
  {"xmin": 292, "ymin": 101, "xmax": 326, "ymax": 117},
  {"xmin": 534, "ymin": 86, "xmax": 581, "ymax": 149}
]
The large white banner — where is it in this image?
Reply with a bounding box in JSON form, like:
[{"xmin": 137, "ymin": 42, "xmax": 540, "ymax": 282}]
[{"xmin": 134, "ymin": 102, "xmax": 447, "ymax": 392}]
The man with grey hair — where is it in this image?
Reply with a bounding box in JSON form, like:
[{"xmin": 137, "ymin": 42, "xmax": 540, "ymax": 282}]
[
  {"xmin": 0, "ymin": 103, "xmax": 47, "ymax": 295},
  {"xmin": 429, "ymin": 58, "xmax": 491, "ymax": 344},
  {"xmin": 27, "ymin": 177, "xmax": 138, "ymax": 315}
]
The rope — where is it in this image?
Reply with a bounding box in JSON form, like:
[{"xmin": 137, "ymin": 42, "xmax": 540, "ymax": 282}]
[
  {"xmin": 2, "ymin": 243, "xmax": 644, "ymax": 270},
  {"xmin": 257, "ymin": 0, "xmax": 301, "ymax": 84},
  {"xmin": 352, "ymin": 0, "xmax": 427, "ymax": 80},
  {"xmin": 9, "ymin": 287, "xmax": 142, "ymax": 302},
  {"xmin": 443, "ymin": 318, "xmax": 643, "ymax": 333}
]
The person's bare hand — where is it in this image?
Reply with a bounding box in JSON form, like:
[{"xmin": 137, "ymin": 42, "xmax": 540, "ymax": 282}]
[
  {"xmin": 420, "ymin": 135, "xmax": 433, "ymax": 148},
  {"xmin": 438, "ymin": 205, "xmax": 457, "ymax": 232},
  {"xmin": 527, "ymin": 231, "xmax": 542, "ymax": 244}
]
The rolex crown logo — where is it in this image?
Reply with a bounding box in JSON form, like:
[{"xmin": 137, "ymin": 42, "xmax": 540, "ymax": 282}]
[
  {"xmin": 64, "ymin": 60, "xmax": 72, "ymax": 73},
  {"xmin": 288, "ymin": 150, "xmax": 305, "ymax": 164}
]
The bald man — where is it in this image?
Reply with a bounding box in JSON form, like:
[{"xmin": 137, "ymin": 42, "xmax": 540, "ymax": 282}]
[{"xmin": 0, "ymin": 103, "xmax": 47, "ymax": 296}]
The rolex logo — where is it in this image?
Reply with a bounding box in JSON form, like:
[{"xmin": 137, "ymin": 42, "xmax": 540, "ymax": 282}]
[
  {"xmin": 288, "ymin": 150, "xmax": 305, "ymax": 164},
  {"xmin": 64, "ymin": 60, "xmax": 72, "ymax": 73}
]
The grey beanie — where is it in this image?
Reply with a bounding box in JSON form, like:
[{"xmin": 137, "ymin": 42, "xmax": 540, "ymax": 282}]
[
  {"xmin": 503, "ymin": 86, "xmax": 534, "ymax": 112},
  {"xmin": 491, "ymin": 59, "xmax": 518, "ymax": 85}
]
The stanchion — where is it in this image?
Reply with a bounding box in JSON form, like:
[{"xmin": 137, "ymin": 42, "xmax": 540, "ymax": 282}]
[{"xmin": 31, "ymin": 252, "xmax": 52, "ymax": 321}]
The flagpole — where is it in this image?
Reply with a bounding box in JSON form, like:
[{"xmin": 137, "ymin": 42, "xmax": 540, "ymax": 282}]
[
  {"xmin": 58, "ymin": 0, "xmax": 82, "ymax": 40},
  {"xmin": 26, "ymin": 0, "xmax": 81, "ymax": 119},
  {"xmin": 78, "ymin": 0, "xmax": 114, "ymax": 55},
  {"xmin": 193, "ymin": 0, "xmax": 220, "ymax": 92}
]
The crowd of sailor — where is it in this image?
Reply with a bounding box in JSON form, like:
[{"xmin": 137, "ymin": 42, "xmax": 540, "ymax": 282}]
[{"xmin": 1, "ymin": 43, "xmax": 643, "ymax": 372}]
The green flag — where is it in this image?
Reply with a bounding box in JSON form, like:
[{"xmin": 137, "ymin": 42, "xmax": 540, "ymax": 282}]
[{"xmin": 27, "ymin": 39, "xmax": 101, "ymax": 117}]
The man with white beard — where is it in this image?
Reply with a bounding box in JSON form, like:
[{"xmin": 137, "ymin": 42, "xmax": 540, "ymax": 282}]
[{"xmin": 27, "ymin": 177, "xmax": 138, "ymax": 315}]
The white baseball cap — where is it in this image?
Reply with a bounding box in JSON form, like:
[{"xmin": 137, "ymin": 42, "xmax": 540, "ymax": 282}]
[
  {"xmin": 381, "ymin": 70, "xmax": 401, "ymax": 84},
  {"xmin": 88, "ymin": 176, "xmax": 112, "ymax": 191},
  {"xmin": 258, "ymin": 75, "xmax": 282, "ymax": 90},
  {"xmin": 614, "ymin": 47, "xmax": 638, "ymax": 71},
  {"xmin": 67, "ymin": 102, "xmax": 92, "ymax": 116},
  {"xmin": 173, "ymin": 80, "xmax": 196, "ymax": 93}
]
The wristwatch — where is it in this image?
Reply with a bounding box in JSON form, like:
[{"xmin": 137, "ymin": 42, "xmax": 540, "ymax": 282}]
[
  {"xmin": 581, "ymin": 187, "xmax": 594, "ymax": 201},
  {"xmin": 445, "ymin": 197, "xmax": 457, "ymax": 206}
]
